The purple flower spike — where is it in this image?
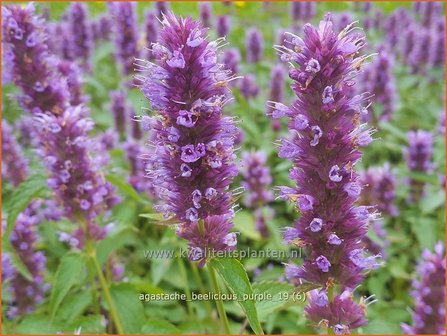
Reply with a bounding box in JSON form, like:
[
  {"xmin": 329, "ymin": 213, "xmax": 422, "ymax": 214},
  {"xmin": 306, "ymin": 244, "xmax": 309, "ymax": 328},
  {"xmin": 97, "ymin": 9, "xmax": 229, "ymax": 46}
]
[
  {"xmin": 199, "ymin": 3, "xmax": 212, "ymax": 28},
  {"xmin": 67, "ymin": 3, "xmax": 92, "ymax": 69},
  {"xmin": 108, "ymin": 2, "xmax": 140, "ymax": 76},
  {"xmin": 6, "ymin": 206, "xmax": 47, "ymax": 319},
  {"xmin": 3, "ymin": 3, "xmax": 118, "ymax": 238},
  {"xmin": 110, "ymin": 90, "xmax": 128, "ymax": 140},
  {"xmin": 2, "ymin": 120, "xmax": 29, "ymax": 187},
  {"xmin": 144, "ymin": 11, "xmax": 159, "ymax": 60},
  {"xmin": 267, "ymin": 64, "xmax": 286, "ymax": 131},
  {"xmin": 401, "ymin": 242, "xmax": 446, "ymax": 334},
  {"xmin": 136, "ymin": 12, "xmax": 239, "ymax": 265},
  {"xmin": 270, "ymin": 15, "xmax": 379, "ymax": 332},
  {"xmin": 429, "ymin": 18, "xmax": 445, "ymax": 68},
  {"xmin": 216, "ymin": 15, "xmax": 230, "ymax": 38},
  {"xmin": 222, "ymin": 48, "xmax": 241, "ymax": 76},
  {"xmin": 403, "ymin": 130, "xmax": 434, "ymax": 202},
  {"xmin": 239, "ymin": 74, "xmax": 260, "ymax": 99},
  {"xmin": 359, "ymin": 163, "xmax": 398, "ymax": 217},
  {"xmin": 155, "ymin": 2, "xmax": 170, "ymax": 20},
  {"xmin": 241, "ymin": 151, "xmax": 274, "ymax": 238},
  {"xmin": 246, "ymin": 28, "xmax": 263, "ymax": 63}
]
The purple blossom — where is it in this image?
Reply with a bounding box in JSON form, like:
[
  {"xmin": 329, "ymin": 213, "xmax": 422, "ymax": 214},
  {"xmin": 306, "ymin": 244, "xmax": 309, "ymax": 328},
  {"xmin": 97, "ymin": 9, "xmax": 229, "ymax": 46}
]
[
  {"xmin": 122, "ymin": 140, "xmax": 153, "ymax": 195},
  {"xmin": 110, "ymin": 90, "xmax": 128, "ymax": 140},
  {"xmin": 144, "ymin": 11, "xmax": 159, "ymax": 60},
  {"xmin": 239, "ymin": 74, "xmax": 260, "ymax": 99},
  {"xmin": 403, "ymin": 130, "xmax": 434, "ymax": 202},
  {"xmin": 2, "ymin": 4, "xmax": 118, "ymax": 240},
  {"xmin": 401, "ymin": 242, "xmax": 446, "ymax": 334},
  {"xmin": 216, "ymin": 15, "xmax": 230, "ymax": 38},
  {"xmin": 359, "ymin": 163, "xmax": 398, "ymax": 217},
  {"xmin": 136, "ymin": 12, "xmax": 239, "ymax": 265},
  {"xmin": 246, "ymin": 28, "xmax": 263, "ymax": 63},
  {"xmin": 270, "ymin": 15, "xmax": 379, "ymax": 332},
  {"xmin": 57, "ymin": 60, "xmax": 88, "ymax": 106},
  {"xmin": 67, "ymin": 3, "xmax": 92, "ymax": 69},
  {"xmin": 429, "ymin": 18, "xmax": 445, "ymax": 68},
  {"xmin": 6, "ymin": 207, "xmax": 47, "ymax": 318},
  {"xmin": 108, "ymin": 2, "xmax": 140, "ymax": 76},
  {"xmin": 222, "ymin": 48, "xmax": 241, "ymax": 76},
  {"xmin": 2, "ymin": 120, "xmax": 29, "ymax": 187},
  {"xmin": 155, "ymin": 2, "xmax": 170, "ymax": 20},
  {"xmin": 267, "ymin": 64, "xmax": 286, "ymax": 131},
  {"xmin": 291, "ymin": 2, "xmax": 317, "ymax": 22},
  {"xmin": 199, "ymin": 2, "xmax": 212, "ymax": 28}
]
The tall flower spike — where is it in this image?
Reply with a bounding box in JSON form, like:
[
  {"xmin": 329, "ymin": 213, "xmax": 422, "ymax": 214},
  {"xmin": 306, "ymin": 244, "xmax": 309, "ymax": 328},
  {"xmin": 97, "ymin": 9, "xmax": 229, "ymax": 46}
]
[
  {"xmin": 136, "ymin": 12, "xmax": 239, "ymax": 266},
  {"xmin": 199, "ymin": 2, "xmax": 212, "ymax": 28},
  {"xmin": 359, "ymin": 45, "xmax": 396, "ymax": 123},
  {"xmin": 401, "ymin": 242, "xmax": 446, "ymax": 334},
  {"xmin": 108, "ymin": 2, "xmax": 140, "ymax": 76},
  {"xmin": 246, "ymin": 28, "xmax": 263, "ymax": 63},
  {"xmin": 67, "ymin": 3, "xmax": 92, "ymax": 70},
  {"xmin": 216, "ymin": 15, "xmax": 230, "ymax": 38},
  {"xmin": 110, "ymin": 90, "xmax": 128, "ymax": 141},
  {"xmin": 403, "ymin": 130, "xmax": 434, "ymax": 202},
  {"xmin": 2, "ymin": 120, "xmax": 29, "ymax": 187},
  {"xmin": 3, "ymin": 3, "xmax": 118, "ymax": 236},
  {"xmin": 241, "ymin": 151, "xmax": 274, "ymax": 238},
  {"xmin": 222, "ymin": 48, "xmax": 241, "ymax": 77},
  {"xmin": 6, "ymin": 206, "xmax": 47, "ymax": 319},
  {"xmin": 270, "ymin": 15, "xmax": 379, "ymax": 332},
  {"xmin": 144, "ymin": 10, "xmax": 158, "ymax": 60},
  {"xmin": 267, "ymin": 64, "xmax": 286, "ymax": 131},
  {"xmin": 239, "ymin": 74, "xmax": 260, "ymax": 99}
]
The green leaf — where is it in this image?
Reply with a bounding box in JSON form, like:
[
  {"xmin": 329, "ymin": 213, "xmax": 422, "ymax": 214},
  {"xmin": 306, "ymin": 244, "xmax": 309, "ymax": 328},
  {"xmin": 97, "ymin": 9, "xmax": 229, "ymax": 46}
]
[
  {"xmin": 252, "ymin": 281, "xmax": 296, "ymax": 321},
  {"xmin": 57, "ymin": 290, "xmax": 92, "ymax": 323},
  {"xmin": 209, "ymin": 258, "xmax": 264, "ymax": 335},
  {"xmin": 7, "ymin": 246, "xmax": 33, "ymax": 281},
  {"xmin": 141, "ymin": 319, "xmax": 182, "ymax": 334},
  {"xmin": 3, "ymin": 174, "xmax": 47, "ymax": 245},
  {"xmin": 379, "ymin": 122, "xmax": 408, "ymax": 142},
  {"xmin": 69, "ymin": 315, "xmax": 106, "ymax": 334},
  {"xmin": 15, "ymin": 314, "xmax": 64, "ymax": 334},
  {"xmin": 49, "ymin": 252, "xmax": 87, "ymax": 321},
  {"xmin": 106, "ymin": 174, "xmax": 149, "ymax": 205},
  {"xmin": 233, "ymin": 211, "xmax": 261, "ymax": 241},
  {"xmin": 110, "ymin": 283, "xmax": 146, "ymax": 334}
]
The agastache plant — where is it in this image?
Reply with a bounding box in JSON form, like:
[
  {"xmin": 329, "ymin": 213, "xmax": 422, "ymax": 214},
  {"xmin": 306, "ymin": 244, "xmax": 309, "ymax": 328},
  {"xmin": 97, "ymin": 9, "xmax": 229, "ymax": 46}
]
[
  {"xmin": 401, "ymin": 242, "xmax": 446, "ymax": 334},
  {"xmin": 108, "ymin": 2, "xmax": 140, "ymax": 76},
  {"xmin": 2, "ymin": 120, "xmax": 29, "ymax": 187},
  {"xmin": 136, "ymin": 12, "xmax": 240, "ymax": 266},
  {"xmin": 246, "ymin": 28, "xmax": 263, "ymax": 63},
  {"xmin": 67, "ymin": 3, "xmax": 92, "ymax": 69},
  {"xmin": 270, "ymin": 16, "xmax": 380, "ymax": 333},
  {"xmin": 144, "ymin": 10, "xmax": 158, "ymax": 60}
]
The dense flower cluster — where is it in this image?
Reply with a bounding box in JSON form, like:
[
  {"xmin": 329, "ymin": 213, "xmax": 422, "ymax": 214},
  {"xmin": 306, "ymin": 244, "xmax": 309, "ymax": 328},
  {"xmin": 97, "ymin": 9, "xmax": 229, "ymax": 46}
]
[
  {"xmin": 401, "ymin": 242, "xmax": 446, "ymax": 334},
  {"xmin": 267, "ymin": 64, "xmax": 286, "ymax": 131},
  {"xmin": 403, "ymin": 130, "xmax": 434, "ymax": 202},
  {"xmin": 246, "ymin": 28, "xmax": 263, "ymax": 63},
  {"xmin": 108, "ymin": 2, "xmax": 140, "ymax": 76},
  {"xmin": 91, "ymin": 15, "xmax": 112, "ymax": 42},
  {"xmin": 57, "ymin": 60, "xmax": 88, "ymax": 106},
  {"xmin": 122, "ymin": 140, "xmax": 152, "ymax": 194},
  {"xmin": 359, "ymin": 164, "xmax": 398, "ymax": 217},
  {"xmin": 241, "ymin": 151, "xmax": 274, "ymax": 238},
  {"xmin": 222, "ymin": 48, "xmax": 241, "ymax": 76},
  {"xmin": 2, "ymin": 3, "xmax": 117, "ymax": 237},
  {"xmin": 5, "ymin": 206, "xmax": 48, "ymax": 319},
  {"xmin": 2, "ymin": 120, "xmax": 29, "ymax": 187},
  {"xmin": 137, "ymin": 12, "xmax": 239, "ymax": 265},
  {"xmin": 110, "ymin": 90, "xmax": 128, "ymax": 140},
  {"xmin": 199, "ymin": 2, "xmax": 212, "ymax": 28},
  {"xmin": 272, "ymin": 16, "xmax": 380, "ymax": 332},
  {"xmin": 67, "ymin": 3, "xmax": 92, "ymax": 69}
]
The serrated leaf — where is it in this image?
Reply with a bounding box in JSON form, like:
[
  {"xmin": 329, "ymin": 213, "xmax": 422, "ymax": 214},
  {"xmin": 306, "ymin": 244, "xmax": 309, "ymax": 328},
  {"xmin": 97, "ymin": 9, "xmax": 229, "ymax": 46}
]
[
  {"xmin": 49, "ymin": 252, "xmax": 87, "ymax": 321},
  {"xmin": 141, "ymin": 319, "xmax": 181, "ymax": 334},
  {"xmin": 233, "ymin": 211, "xmax": 261, "ymax": 241},
  {"xmin": 110, "ymin": 283, "xmax": 146, "ymax": 334},
  {"xmin": 3, "ymin": 174, "xmax": 47, "ymax": 246},
  {"xmin": 69, "ymin": 315, "xmax": 106, "ymax": 334},
  {"xmin": 252, "ymin": 281, "xmax": 296, "ymax": 321},
  {"xmin": 209, "ymin": 258, "xmax": 264, "ymax": 335},
  {"xmin": 58, "ymin": 290, "xmax": 92, "ymax": 323}
]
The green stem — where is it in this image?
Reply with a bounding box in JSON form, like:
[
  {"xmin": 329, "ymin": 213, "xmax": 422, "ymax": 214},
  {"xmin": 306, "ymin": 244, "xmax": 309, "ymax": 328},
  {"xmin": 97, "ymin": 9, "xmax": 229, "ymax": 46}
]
[
  {"xmin": 328, "ymin": 286, "xmax": 334, "ymax": 335},
  {"xmin": 192, "ymin": 263, "xmax": 213, "ymax": 317},
  {"xmin": 88, "ymin": 259, "xmax": 100, "ymax": 315},
  {"xmin": 177, "ymin": 257, "xmax": 194, "ymax": 317},
  {"xmin": 208, "ymin": 265, "xmax": 231, "ymax": 334},
  {"xmin": 86, "ymin": 243, "xmax": 124, "ymax": 335}
]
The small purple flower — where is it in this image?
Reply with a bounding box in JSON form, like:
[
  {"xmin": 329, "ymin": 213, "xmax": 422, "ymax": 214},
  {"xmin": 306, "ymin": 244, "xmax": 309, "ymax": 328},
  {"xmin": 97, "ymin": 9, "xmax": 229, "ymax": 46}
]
[
  {"xmin": 309, "ymin": 218, "xmax": 323, "ymax": 232},
  {"xmin": 239, "ymin": 74, "xmax": 260, "ymax": 99},
  {"xmin": 315, "ymin": 255, "xmax": 331, "ymax": 272},
  {"xmin": 222, "ymin": 48, "xmax": 241, "ymax": 75}
]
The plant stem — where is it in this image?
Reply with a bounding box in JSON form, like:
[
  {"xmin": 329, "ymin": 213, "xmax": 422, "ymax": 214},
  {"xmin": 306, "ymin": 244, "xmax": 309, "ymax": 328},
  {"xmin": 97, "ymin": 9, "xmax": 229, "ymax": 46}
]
[
  {"xmin": 86, "ymin": 242, "xmax": 124, "ymax": 335},
  {"xmin": 177, "ymin": 256, "xmax": 194, "ymax": 317},
  {"xmin": 328, "ymin": 286, "xmax": 334, "ymax": 335},
  {"xmin": 88, "ymin": 259, "xmax": 100, "ymax": 315},
  {"xmin": 192, "ymin": 263, "xmax": 213, "ymax": 317},
  {"xmin": 207, "ymin": 265, "xmax": 231, "ymax": 334}
]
